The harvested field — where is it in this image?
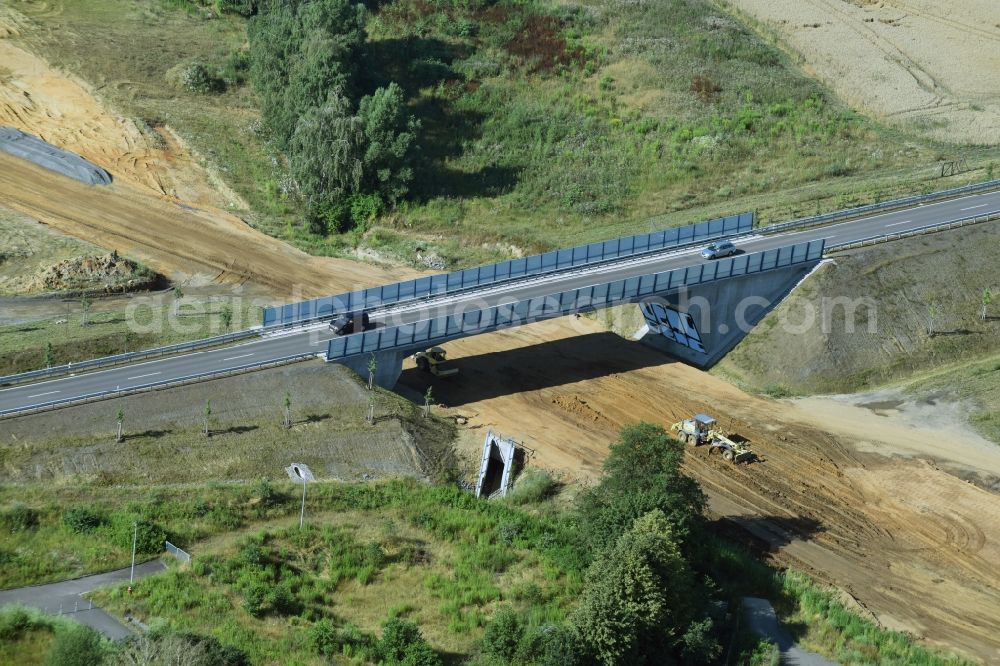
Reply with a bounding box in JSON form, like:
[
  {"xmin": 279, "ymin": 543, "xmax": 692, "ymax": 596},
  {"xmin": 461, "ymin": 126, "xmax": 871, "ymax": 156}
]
[
  {"xmin": 399, "ymin": 316, "xmax": 1000, "ymax": 662},
  {"xmin": 722, "ymin": 0, "xmax": 1000, "ymax": 145}
]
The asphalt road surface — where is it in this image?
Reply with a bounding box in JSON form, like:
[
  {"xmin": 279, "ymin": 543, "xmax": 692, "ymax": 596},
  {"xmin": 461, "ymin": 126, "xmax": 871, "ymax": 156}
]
[
  {"xmin": 0, "ymin": 560, "xmax": 167, "ymax": 640},
  {"xmin": 742, "ymin": 597, "xmax": 838, "ymax": 665},
  {"xmin": 1, "ymin": 189, "xmax": 998, "ymax": 415}
]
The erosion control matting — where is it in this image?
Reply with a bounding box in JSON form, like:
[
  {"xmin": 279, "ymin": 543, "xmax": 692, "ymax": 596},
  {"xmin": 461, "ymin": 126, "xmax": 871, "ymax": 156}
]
[{"xmin": 0, "ymin": 126, "xmax": 111, "ymax": 186}]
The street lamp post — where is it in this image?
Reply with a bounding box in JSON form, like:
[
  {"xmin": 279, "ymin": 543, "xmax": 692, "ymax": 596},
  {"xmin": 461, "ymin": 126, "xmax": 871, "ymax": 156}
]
[{"xmin": 285, "ymin": 463, "xmax": 316, "ymax": 530}]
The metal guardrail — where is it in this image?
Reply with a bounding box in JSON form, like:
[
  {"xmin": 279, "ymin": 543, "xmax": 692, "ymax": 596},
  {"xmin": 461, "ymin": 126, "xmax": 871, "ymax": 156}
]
[
  {"xmin": 264, "ymin": 212, "xmax": 755, "ymax": 328},
  {"xmin": 0, "ymin": 328, "xmax": 262, "ymax": 388},
  {"xmin": 759, "ymin": 178, "xmax": 1000, "ymax": 236},
  {"xmin": 0, "ymin": 352, "xmax": 315, "ymax": 420},
  {"xmin": 328, "ymin": 239, "xmax": 825, "ymax": 360},
  {"xmin": 828, "ymin": 210, "xmax": 1000, "ymax": 251}
]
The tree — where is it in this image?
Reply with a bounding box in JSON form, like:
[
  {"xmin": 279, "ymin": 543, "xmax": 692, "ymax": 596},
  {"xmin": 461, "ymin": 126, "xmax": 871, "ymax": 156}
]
[
  {"xmin": 283, "ymin": 392, "xmax": 292, "ymax": 429},
  {"xmin": 80, "ymin": 295, "xmax": 92, "ymax": 327},
  {"xmin": 578, "ymin": 423, "xmax": 705, "ymax": 556},
  {"xmin": 927, "ymin": 301, "xmax": 941, "ymax": 337},
  {"xmin": 116, "ymin": 408, "xmax": 125, "ymax": 443},
  {"xmin": 220, "ymin": 304, "xmax": 234, "ymax": 331},
  {"xmin": 44, "ymin": 341, "xmax": 54, "ymax": 368},
  {"xmin": 203, "ymin": 400, "xmax": 212, "ymax": 437},
  {"xmin": 367, "ymin": 352, "xmax": 377, "ymax": 390},
  {"xmin": 571, "ymin": 510, "xmax": 701, "ymax": 665},
  {"xmin": 983, "ymin": 287, "xmax": 993, "ymax": 321},
  {"xmin": 357, "ymin": 82, "xmax": 419, "ymax": 205},
  {"xmin": 248, "ymin": 0, "xmax": 366, "ymax": 147},
  {"xmin": 289, "ymin": 89, "xmax": 364, "ymax": 230},
  {"xmin": 423, "ymin": 386, "xmax": 434, "ymax": 419}
]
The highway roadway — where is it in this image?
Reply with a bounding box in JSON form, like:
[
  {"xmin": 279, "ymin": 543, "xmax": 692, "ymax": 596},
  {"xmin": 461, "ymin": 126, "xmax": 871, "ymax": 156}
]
[{"xmin": 2, "ymin": 189, "xmax": 999, "ymax": 415}]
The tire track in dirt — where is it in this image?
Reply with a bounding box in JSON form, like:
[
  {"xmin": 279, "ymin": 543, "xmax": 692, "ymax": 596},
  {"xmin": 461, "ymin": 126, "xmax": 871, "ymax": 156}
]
[{"xmin": 407, "ymin": 318, "xmax": 1000, "ymax": 661}]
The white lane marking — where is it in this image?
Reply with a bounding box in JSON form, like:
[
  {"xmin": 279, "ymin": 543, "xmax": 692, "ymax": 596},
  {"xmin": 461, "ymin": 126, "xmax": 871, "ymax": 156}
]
[
  {"xmin": 961, "ymin": 204, "xmax": 988, "ymax": 211},
  {"xmin": 27, "ymin": 390, "xmax": 60, "ymax": 398},
  {"xmin": 222, "ymin": 353, "xmax": 255, "ymax": 361},
  {"xmin": 886, "ymin": 220, "xmax": 912, "ymax": 227},
  {"xmin": 127, "ymin": 372, "xmax": 161, "ymax": 380}
]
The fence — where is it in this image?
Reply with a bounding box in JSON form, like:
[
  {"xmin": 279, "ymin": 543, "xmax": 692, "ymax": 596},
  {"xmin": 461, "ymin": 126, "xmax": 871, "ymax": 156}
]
[
  {"xmin": 0, "ymin": 352, "xmax": 315, "ymax": 420},
  {"xmin": 759, "ymin": 178, "xmax": 1000, "ymax": 236},
  {"xmin": 165, "ymin": 541, "xmax": 191, "ymax": 563},
  {"xmin": 0, "ymin": 328, "xmax": 261, "ymax": 387},
  {"xmin": 265, "ymin": 212, "xmax": 755, "ymax": 328},
  {"xmin": 828, "ymin": 209, "xmax": 1000, "ymax": 251},
  {"xmin": 327, "ymin": 239, "xmax": 824, "ymax": 360}
]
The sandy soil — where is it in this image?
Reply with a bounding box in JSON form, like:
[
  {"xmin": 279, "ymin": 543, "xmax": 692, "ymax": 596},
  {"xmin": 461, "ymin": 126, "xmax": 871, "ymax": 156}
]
[
  {"xmin": 722, "ymin": 0, "xmax": 1000, "ymax": 145},
  {"xmin": 0, "ymin": 31, "xmax": 417, "ymax": 298},
  {"xmin": 787, "ymin": 391, "xmax": 1000, "ymax": 479},
  {"xmin": 400, "ymin": 315, "xmax": 1000, "ymax": 662},
  {"xmin": 0, "ymin": 37, "xmax": 235, "ymax": 207},
  {"xmin": 3, "ymin": 6, "xmax": 999, "ymax": 660}
]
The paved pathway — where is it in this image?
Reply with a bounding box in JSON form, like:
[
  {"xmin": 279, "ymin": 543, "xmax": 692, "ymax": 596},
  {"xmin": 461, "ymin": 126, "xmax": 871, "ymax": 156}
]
[
  {"xmin": 742, "ymin": 597, "xmax": 838, "ymax": 666},
  {"xmin": 0, "ymin": 560, "xmax": 166, "ymax": 640}
]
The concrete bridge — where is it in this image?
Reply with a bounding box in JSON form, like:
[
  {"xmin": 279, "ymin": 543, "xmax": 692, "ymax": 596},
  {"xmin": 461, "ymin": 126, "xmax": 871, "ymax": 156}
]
[{"xmin": 1, "ymin": 185, "xmax": 998, "ymax": 414}]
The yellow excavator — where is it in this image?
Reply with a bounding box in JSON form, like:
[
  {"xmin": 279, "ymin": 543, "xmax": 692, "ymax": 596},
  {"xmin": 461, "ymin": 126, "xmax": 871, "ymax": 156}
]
[
  {"xmin": 413, "ymin": 347, "xmax": 459, "ymax": 377},
  {"xmin": 671, "ymin": 413, "xmax": 753, "ymax": 463}
]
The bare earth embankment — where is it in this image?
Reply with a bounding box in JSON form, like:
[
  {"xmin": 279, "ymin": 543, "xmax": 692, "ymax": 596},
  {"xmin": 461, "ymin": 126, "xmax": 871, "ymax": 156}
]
[
  {"xmin": 722, "ymin": 0, "xmax": 1000, "ymax": 145},
  {"xmin": 399, "ymin": 316, "xmax": 1000, "ymax": 662},
  {"xmin": 0, "ymin": 24, "xmax": 417, "ymax": 297}
]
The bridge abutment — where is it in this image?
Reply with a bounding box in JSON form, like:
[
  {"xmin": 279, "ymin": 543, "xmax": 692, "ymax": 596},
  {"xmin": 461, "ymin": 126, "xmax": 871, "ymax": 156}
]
[
  {"xmin": 341, "ymin": 350, "xmax": 406, "ymax": 389},
  {"xmin": 638, "ymin": 261, "xmax": 819, "ymax": 368}
]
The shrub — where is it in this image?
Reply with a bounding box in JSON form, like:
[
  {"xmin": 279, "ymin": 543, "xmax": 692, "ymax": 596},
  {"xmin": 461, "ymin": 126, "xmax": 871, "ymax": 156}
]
[
  {"xmin": 241, "ymin": 583, "xmax": 268, "ymax": 617},
  {"xmin": 43, "ymin": 623, "xmax": 106, "ymax": 666},
  {"xmin": 482, "ymin": 605, "xmax": 523, "ymax": 661},
  {"xmin": 508, "ymin": 469, "xmax": 557, "ymax": 505},
  {"xmin": 167, "ymin": 62, "xmax": 225, "ymax": 94},
  {"xmin": 308, "ymin": 618, "xmax": 340, "ymax": 656},
  {"xmin": 0, "ymin": 606, "xmax": 46, "ymax": 640},
  {"xmin": 108, "ymin": 515, "xmax": 165, "ymax": 555},
  {"xmin": 377, "ymin": 618, "xmax": 442, "ymax": 666},
  {"xmin": 62, "ymin": 506, "xmax": 105, "ymax": 533},
  {"xmin": 1, "ymin": 504, "xmax": 39, "ymax": 532}
]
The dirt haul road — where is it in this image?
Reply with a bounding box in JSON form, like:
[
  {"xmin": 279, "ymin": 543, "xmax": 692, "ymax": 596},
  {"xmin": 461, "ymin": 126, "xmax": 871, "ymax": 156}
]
[
  {"xmin": 400, "ymin": 316, "xmax": 1000, "ymax": 662},
  {"xmin": 3, "ymin": 12, "xmax": 999, "ymax": 662},
  {"xmin": 0, "ymin": 35, "xmax": 416, "ymax": 297}
]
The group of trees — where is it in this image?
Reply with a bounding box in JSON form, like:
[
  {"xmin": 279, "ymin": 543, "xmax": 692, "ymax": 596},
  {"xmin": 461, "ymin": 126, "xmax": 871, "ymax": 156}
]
[
  {"xmin": 248, "ymin": 0, "xmax": 419, "ymax": 233},
  {"xmin": 480, "ymin": 423, "xmax": 720, "ymax": 665}
]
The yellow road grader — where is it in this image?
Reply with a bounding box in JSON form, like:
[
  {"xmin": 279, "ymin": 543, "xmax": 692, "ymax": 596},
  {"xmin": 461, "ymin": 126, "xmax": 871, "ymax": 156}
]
[{"xmin": 671, "ymin": 413, "xmax": 753, "ymax": 464}]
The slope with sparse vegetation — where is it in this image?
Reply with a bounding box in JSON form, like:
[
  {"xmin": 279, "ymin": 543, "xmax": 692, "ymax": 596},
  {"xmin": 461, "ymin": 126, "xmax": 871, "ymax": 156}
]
[{"xmin": 11, "ymin": 0, "xmax": 994, "ymax": 269}]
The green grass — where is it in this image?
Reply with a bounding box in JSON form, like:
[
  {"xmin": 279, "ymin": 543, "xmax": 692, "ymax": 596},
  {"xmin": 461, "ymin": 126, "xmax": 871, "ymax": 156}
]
[
  {"xmin": 0, "ymin": 207, "xmax": 102, "ymax": 296},
  {"xmin": 702, "ymin": 536, "xmax": 974, "ymax": 666},
  {"xmin": 12, "ymin": 0, "xmax": 999, "ymax": 270},
  {"xmin": 780, "ymin": 571, "xmax": 973, "ymax": 666},
  {"xmin": 714, "ymin": 223, "xmax": 1000, "ymax": 419},
  {"xmin": 0, "ymin": 294, "xmax": 264, "ymax": 375},
  {"xmin": 0, "ymin": 607, "xmax": 82, "ymax": 666},
  {"xmin": 73, "ymin": 479, "xmax": 587, "ymax": 661}
]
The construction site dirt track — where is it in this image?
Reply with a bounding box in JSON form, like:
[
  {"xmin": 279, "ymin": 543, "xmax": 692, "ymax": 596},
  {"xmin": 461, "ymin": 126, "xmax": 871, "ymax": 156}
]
[
  {"xmin": 2, "ymin": 17, "xmax": 999, "ymax": 664},
  {"xmin": 400, "ymin": 320, "xmax": 1000, "ymax": 662}
]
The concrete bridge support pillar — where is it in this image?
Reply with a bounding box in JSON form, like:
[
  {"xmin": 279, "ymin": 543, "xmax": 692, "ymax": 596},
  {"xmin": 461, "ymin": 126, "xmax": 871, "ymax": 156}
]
[
  {"xmin": 340, "ymin": 349, "xmax": 407, "ymax": 389},
  {"xmin": 639, "ymin": 261, "xmax": 820, "ymax": 368}
]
